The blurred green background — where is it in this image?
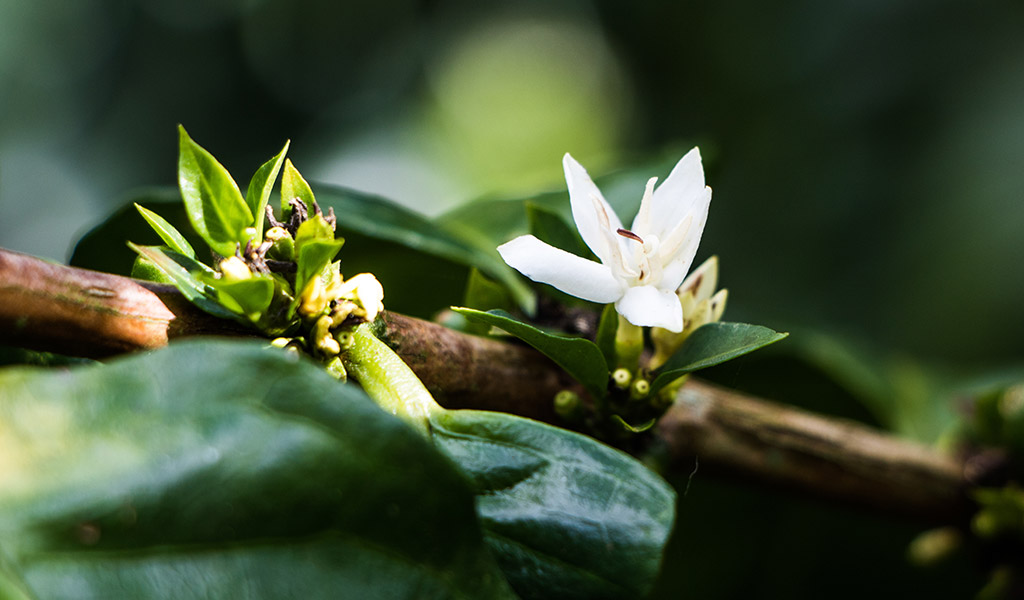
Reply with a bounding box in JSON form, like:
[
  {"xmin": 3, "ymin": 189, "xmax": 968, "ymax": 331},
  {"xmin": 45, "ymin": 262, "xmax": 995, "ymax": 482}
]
[
  {"xmin": 2, "ymin": 0, "xmax": 1022, "ymax": 364},
  {"xmin": 1, "ymin": 1, "xmax": 1022, "ymax": 596}
]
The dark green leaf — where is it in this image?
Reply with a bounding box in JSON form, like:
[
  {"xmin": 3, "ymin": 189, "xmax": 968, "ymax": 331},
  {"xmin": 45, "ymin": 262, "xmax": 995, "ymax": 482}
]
[
  {"xmin": 595, "ymin": 304, "xmax": 618, "ymax": 370},
  {"xmin": 128, "ymin": 244, "xmax": 238, "ymax": 321},
  {"xmin": 281, "ymin": 159, "xmax": 316, "ymax": 214},
  {"xmin": 526, "ymin": 202, "xmax": 588, "ymax": 257},
  {"xmin": 134, "ymin": 203, "xmax": 195, "ymax": 258},
  {"xmin": 0, "ymin": 339, "xmax": 515, "ymax": 599},
  {"xmin": 246, "ymin": 141, "xmax": 290, "ymax": 240},
  {"xmin": 650, "ymin": 322, "xmax": 789, "ymax": 395},
  {"xmin": 314, "ymin": 184, "xmax": 534, "ymax": 314},
  {"xmin": 430, "ymin": 409, "xmax": 676, "ymax": 600},
  {"xmin": 177, "ymin": 125, "xmax": 254, "ymax": 257},
  {"xmin": 453, "ymin": 308, "xmax": 608, "ymax": 400}
]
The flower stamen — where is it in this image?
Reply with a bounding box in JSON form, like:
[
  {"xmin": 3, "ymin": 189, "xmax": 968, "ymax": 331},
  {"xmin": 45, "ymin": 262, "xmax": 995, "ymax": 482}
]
[{"xmin": 616, "ymin": 228, "xmax": 644, "ymax": 243}]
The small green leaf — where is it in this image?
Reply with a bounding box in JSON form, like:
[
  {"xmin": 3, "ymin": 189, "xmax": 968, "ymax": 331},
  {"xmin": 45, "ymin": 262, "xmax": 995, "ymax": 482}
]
[
  {"xmin": 134, "ymin": 203, "xmax": 195, "ymax": 258},
  {"xmin": 292, "ymin": 215, "xmax": 344, "ymax": 305},
  {"xmin": 199, "ymin": 273, "xmax": 276, "ymax": 322},
  {"xmin": 595, "ymin": 304, "xmax": 618, "ymax": 369},
  {"xmin": 0, "ymin": 340, "xmax": 516, "ymax": 599},
  {"xmin": 431, "ymin": 409, "xmax": 676, "ymax": 599},
  {"xmin": 649, "ymin": 322, "xmax": 789, "ymax": 395},
  {"xmin": 294, "ymin": 214, "xmax": 337, "ymax": 252},
  {"xmin": 526, "ymin": 202, "xmax": 589, "ymax": 257},
  {"xmin": 177, "ymin": 125, "xmax": 254, "ymax": 257},
  {"xmin": 127, "ymin": 243, "xmax": 238, "ymax": 321},
  {"xmin": 130, "ymin": 254, "xmax": 174, "ymax": 283},
  {"xmin": 453, "ymin": 307, "xmax": 609, "ymax": 400},
  {"xmin": 294, "ymin": 238, "xmax": 345, "ymax": 303},
  {"xmin": 246, "ymin": 140, "xmax": 290, "ymax": 240},
  {"xmin": 281, "ymin": 159, "xmax": 316, "ymax": 214}
]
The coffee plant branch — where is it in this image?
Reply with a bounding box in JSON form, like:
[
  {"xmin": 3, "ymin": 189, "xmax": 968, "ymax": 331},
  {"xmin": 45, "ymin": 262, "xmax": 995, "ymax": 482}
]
[{"xmin": 0, "ymin": 248, "xmax": 972, "ymax": 522}]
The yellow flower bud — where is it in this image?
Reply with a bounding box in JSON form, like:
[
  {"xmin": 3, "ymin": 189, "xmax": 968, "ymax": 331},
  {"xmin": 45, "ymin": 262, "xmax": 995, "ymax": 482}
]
[
  {"xmin": 299, "ymin": 275, "xmax": 328, "ymax": 317},
  {"xmin": 219, "ymin": 256, "xmax": 252, "ymax": 281},
  {"xmin": 335, "ymin": 273, "xmax": 385, "ymax": 322}
]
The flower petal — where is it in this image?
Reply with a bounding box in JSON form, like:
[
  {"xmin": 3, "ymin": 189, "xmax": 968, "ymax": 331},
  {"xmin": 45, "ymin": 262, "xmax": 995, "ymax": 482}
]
[
  {"xmin": 498, "ymin": 235, "xmax": 624, "ymax": 303},
  {"xmin": 563, "ymin": 153, "xmax": 623, "ymax": 264},
  {"xmin": 638, "ymin": 147, "xmax": 711, "ymax": 239},
  {"xmin": 614, "ymin": 285, "xmax": 684, "ymax": 332}
]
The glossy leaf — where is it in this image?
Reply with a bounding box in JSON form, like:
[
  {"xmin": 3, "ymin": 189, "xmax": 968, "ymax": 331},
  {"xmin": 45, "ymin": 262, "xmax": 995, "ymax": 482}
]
[
  {"xmin": 134, "ymin": 203, "xmax": 195, "ymax": 258},
  {"xmin": 649, "ymin": 322, "xmax": 789, "ymax": 395},
  {"xmin": 130, "ymin": 253, "xmax": 174, "ymax": 283},
  {"xmin": 430, "ymin": 409, "xmax": 676, "ymax": 600},
  {"xmin": 281, "ymin": 159, "xmax": 316, "ymax": 214},
  {"xmin": 295, "ymin": 239, "xmax": 345, "ymax": 302},
  {"xmin": 177, "ymin": 125, "xmax": 254, "ymax": 257},
  {"xmin": 453, "ymin": 308, "xmax": 609, "ymax": 399},
  {"xmin": 314, "ymin": 184, "xmax": 534, "ymax": 314},
  {"xmin": 128, "ymin": 244, "xmax": 238, "ymax": 321},
  {"xmin": 594, "ymin": 304, "xmax": 618, "ymax": 370},
  {"xmin": 199, "ymin": 273, "xmax": 276, "ymax": 321},
  {"xmin": 0, "ymin": 340, "xmax": 515, "ymax": 599},
  {"xmin": 246, "ymin": 141, "xmax": 290, "ymax": 240},
  {"xmin": 293, "ymin": 215, "xmax": 345, "ymax": 303},
  {"xmin": 526, "ymin": 202, "xmax": 588, "ymax": 257}
]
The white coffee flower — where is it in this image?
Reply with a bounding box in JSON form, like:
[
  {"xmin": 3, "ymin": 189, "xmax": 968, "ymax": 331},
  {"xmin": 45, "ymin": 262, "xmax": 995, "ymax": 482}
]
[{"xmin": 498, "ymin": 149, "xmax": 712, "ymax": 332}]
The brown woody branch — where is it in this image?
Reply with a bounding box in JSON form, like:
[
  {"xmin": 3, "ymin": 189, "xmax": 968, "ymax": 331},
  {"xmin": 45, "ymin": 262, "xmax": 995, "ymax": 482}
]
[{"xmin": 0, "ymin": 248, "xmax": 972, "ymax": 522}]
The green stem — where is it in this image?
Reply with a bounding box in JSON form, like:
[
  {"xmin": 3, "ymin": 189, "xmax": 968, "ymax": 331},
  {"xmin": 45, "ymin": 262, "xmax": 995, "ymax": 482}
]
[{"xmin": 342, "ymin": 323, "xmax": 441, "ymax": 436}]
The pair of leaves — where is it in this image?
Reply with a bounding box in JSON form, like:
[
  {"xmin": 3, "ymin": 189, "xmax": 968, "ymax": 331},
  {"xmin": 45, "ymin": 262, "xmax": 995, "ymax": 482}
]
[
  {"xmin": 454, "ymin": 308, "xmax": 788, "ymax": 400},
  {"xmin": 0, "ymin": 340, "xmax": 514, "ymax": 599},
  {"xmin": 177, "ymin": 125, "xmax": 289, "ymax": 257}
]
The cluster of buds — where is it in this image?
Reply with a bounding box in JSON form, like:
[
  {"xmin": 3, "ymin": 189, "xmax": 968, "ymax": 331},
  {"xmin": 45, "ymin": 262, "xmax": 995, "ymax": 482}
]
[{"xmin": 650, "ymin": 256, "xmax": 728, "ymax": 370}]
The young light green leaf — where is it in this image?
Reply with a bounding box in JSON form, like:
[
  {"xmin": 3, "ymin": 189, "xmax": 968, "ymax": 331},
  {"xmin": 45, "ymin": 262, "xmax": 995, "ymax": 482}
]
[
  {"xmin": 0, "ymin": 339, "xmax": 516, "ymax": 600},
  {"xmin": 453, "ymin": 307, "xmax": 609, "ymax": 400},
  {"xmin": 130, "ymin": 254, "xmax": 174, "ymax": 284},
  {"xmin": 291, "ymin": 215, "xmax": 344, "ymax": 306},
  {"xmin": 134, "ymin": 203, "xmax": 195, "ymax": 258},
  {"xmin": 177, "ymin": 125, "xmax": 254, "ymax": 257},
  {"xmin": 127, "ymin": 243, "xmax": 238, "ymax": 321},
  {"xmin": 246, "ymin": 140, "xmax": 290, "ymax": 240},
  {"xmin": 649, "ymin": 322, "xmax": 789, "ymax": 395},
  {"xmin": 431, "ymin": 409, "xmax": 676, "ymax": 600},
  {"xmin": 281, "ymin": 158, "xmax": 316, "ymax": 214},
  {"xmin": 199, "ymin": 273, "xmax": 276, "ymax": 322},
  {"xmin": 294, "ymin": 238, "xmax": 345, "ymax": 304}
]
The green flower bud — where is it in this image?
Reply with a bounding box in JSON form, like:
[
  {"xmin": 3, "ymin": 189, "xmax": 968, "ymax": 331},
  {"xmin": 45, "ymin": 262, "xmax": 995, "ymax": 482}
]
[
  {"xmin": 335, "ymin": 330, "xmax": 355, "ymax": 350},
  {"xmin": 612, "ymin": 368, "xmax": 632, "ymax": 389},
  {"xmin": 631, "ymin": 378, "xmax": 650, "ymax": 401},
  {"xmin": 554, "ymin": 390, "xmax": 582, "ymax": 421}
]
